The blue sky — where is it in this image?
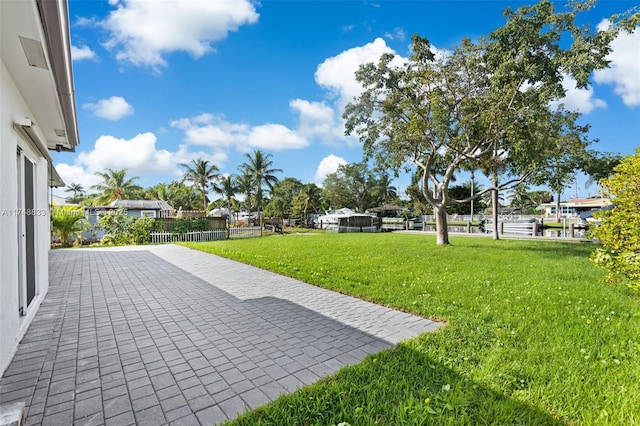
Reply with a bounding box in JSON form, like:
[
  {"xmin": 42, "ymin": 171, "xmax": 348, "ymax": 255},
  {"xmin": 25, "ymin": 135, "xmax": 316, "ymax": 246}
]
[{"xmin": 53, "ymin": 0, "xmax": 640, "ymax": 201}]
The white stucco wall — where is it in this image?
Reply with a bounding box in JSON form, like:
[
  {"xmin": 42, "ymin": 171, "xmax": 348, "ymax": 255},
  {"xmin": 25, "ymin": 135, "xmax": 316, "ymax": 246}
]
[{"xmin": 0, "ymin": 58, "xmax": 51, "ymax": 375}]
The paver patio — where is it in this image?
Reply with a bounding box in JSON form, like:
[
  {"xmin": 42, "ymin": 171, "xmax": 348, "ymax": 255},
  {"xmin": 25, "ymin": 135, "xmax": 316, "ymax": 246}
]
[{"xmin": 0, "ymin": 244, "xmax": 441, "ymax": 425}]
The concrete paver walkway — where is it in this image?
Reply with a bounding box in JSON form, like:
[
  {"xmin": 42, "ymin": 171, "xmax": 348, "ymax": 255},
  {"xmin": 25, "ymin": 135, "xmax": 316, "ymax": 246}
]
[{"xmin": 0, "ymin": 245, "xmax": 441, "ymax": 425}]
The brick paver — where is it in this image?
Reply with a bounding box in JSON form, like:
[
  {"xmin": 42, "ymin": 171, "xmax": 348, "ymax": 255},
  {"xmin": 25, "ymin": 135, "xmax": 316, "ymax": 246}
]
[{"xmin": 0, "ymin": 245, "xmax": 441, "ymax": 425}]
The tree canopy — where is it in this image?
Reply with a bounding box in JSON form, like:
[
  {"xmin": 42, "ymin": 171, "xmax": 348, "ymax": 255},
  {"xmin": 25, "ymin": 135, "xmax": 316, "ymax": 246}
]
[
  {"xmin": 344, "ymin": 0, "xmax": 637, "ymax": 244},
  {"xmin": 322, "ymin": 162, "xmax": 393, "ymax": 212}
]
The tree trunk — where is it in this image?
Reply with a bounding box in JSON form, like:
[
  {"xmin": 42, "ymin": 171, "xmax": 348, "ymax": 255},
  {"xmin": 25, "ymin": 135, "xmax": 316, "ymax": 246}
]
[
  {"xmin": 556, "ymin": 191, "xmax": 561, "ymax": 222},
  {"xmin": 492, "ymin": 172, "xmax": 500, "ymax": 240},
  {"xmin": 492, "ymin": 188, "xmax": 499, "ymax": 240},
  {"xmin": 434, "ymin": 205, "xmax": 450, "ymax": 245}
]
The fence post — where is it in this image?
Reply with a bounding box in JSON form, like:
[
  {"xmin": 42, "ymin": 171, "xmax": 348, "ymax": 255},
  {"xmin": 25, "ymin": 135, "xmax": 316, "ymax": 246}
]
[
  {"xmin": 532, "ymin": 221, "xmax": 538, "ymax": 237},
  {"xmin": 466, "ymin": 221, "xmax": 471, "ymax": 234},
  {"xmin": 499, "ymin": 221, "xmax": 504, "ymax": 235},
  {"xmin": 569, "ymin": 223, "xmax": 574, "ymax": 238}
]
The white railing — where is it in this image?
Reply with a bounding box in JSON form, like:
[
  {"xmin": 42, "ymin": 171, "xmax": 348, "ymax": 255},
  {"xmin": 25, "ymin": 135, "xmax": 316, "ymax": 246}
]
[
  {"xmin": 484, "ymin": 221, "xmax": 535, "ymax": 236},
  {"xmin": 151, "ymin": 226, "xmax": 268, "ymax": 243},
  {"xmin": 381, "ymin": 217, "xmax": 406, "ymax": 231},
  {"xmin": 150, "ymin": 230, "xmax": 226, "ymax": 243},
  {"xmin": 228, "ymin": 226, "xmax": 262, "ymax": 239}
]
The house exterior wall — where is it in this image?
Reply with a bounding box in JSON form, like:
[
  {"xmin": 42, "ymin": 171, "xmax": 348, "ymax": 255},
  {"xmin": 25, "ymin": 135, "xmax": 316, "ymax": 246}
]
[
  {"xmin": 539, "ymin": 198, "xmax": 612, "ymax": 218},
  {"xmin": 0, "ymin": 59, "xmax": 52, "ymax": 375}
]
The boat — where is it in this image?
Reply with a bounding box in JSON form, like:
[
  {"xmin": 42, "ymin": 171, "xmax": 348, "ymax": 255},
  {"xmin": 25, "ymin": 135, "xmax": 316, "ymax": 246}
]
[{"xmin": 315, "ymin": 208, "xmax": 378, "ymax": 232}]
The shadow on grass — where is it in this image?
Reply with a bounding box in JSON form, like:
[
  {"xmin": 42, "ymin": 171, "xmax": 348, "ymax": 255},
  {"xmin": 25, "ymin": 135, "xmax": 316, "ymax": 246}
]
[{"xmin": 227, "ymin": 342, "xmax": 565, "ymax": 426}]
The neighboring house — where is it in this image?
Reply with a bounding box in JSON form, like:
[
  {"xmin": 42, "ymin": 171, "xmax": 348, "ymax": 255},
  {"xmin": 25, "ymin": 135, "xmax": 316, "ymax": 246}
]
[
  {"xmin": 1, "ymin": 0, "xmax": 79, "ymax": 374},
  {"xmin": 108, "ymin": 199, "xmax": 174, "ymax": 219},
  {"xmin": 538, "ymin": 198, "xmax": 612, "ymax": 218},
  {"xmin": 84, "ymin": 199, "xmax": 175, "ymax": 240}
]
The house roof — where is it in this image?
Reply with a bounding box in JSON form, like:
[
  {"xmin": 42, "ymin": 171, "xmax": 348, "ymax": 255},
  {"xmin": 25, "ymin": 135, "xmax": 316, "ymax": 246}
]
[{"xmin": 108, "ymin": 199, "xmax": 175, "ymax": 211}]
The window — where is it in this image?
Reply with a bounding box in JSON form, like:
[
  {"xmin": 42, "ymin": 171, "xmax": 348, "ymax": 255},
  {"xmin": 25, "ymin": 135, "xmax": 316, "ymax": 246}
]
[{"xmin": 140, "ymin": 210, "xmax": 156, "ymax": 218}]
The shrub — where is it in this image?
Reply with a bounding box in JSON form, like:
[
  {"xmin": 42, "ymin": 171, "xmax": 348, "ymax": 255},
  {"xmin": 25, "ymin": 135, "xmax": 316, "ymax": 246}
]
[
  {"xmin": 130, "ymin": 216, "xmax": 155, "ymax": 244},
  {"xmin": 590, "ymin": 148, "xmax": 640, "ymax": 291},
  {"xmin": 97, "ymin": 210, "xmax": 154, "ymax": 245},
  {"xmin": 172, "ymin": 217, "xmax": 209, "ymax": 233},
  {"xmin": 97, "ymin": 209, "xmax": 131, "ymax": 245}
]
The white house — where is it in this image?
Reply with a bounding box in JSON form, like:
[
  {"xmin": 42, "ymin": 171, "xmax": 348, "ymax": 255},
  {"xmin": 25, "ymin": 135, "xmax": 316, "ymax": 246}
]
[
  {"xmin": 1, "ymin": 0, "xmax": 79, "ymax": 375},
  {"xmin": 538, "ymin": 198, "xmax": 612, "ymax": 219}
]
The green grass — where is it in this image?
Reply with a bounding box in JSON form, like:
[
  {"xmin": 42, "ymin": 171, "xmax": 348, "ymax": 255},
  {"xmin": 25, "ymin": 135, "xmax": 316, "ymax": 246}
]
[{"xmin": 180, "ymin": 234, "xmax": 640, "ymax": 425}]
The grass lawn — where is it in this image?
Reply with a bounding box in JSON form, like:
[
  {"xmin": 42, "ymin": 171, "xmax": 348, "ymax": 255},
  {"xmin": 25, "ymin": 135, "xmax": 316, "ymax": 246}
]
[{"xmin": 181, "ymin": 234, "xmax": 640, "ymax": 425}]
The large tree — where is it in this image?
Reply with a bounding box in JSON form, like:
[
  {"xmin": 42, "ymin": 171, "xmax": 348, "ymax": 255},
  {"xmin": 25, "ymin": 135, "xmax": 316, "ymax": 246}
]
[
  {"xmin": 529, "ymin": 110, "xmax": 592, "ymax": 220},
  {"xmin": 447, "ymin": 181, "xmax": 487, "ymax": 215},
  {"xmin": 322, "ymin": 162, "xmax": 382, "ymax": 212},
  {"xmin": 91, "ymin": 168, "xmax": 142, "ymax": 205},
  {"xmin": 238, "ymin": 150, "xmax": 282, "ymax": 214},
  {"xmin": 344, "ymin": 1, "xmax": 633, "ymax": 244},
  {"xmin": 292, "ymin": 183, "xmax": 324, "ymax": 223},
  {"xmin": 264, "ymin": 177, "xmax": 303, "ymax": 218},
  {"xmin": 581, "ymin": 150, "xmax": 625, "ymax": 189},
  {"xmin": 180, "ymin": 158, "xmax": 220, "ymax": 212}
]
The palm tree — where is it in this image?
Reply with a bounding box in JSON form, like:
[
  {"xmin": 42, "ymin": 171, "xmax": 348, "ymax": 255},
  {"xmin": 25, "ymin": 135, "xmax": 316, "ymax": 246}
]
[
  {"xmin": 213, "ymin": 175, "xmax": 240, "ymax": 212},
  {"xmin": 236, "ymin": 171, "xmax": 254, "ymax": 213},
  {"xmin": 64, "ymin": 182, "xmax": 85, "ymax": 204},
  {"xmin": 51, "ymin": 205, "xmax": 88, "ymax": 247},
  {"xmin": 91, "ymin": 168, "xmax": 142, "ymax": 204},
  {"xmin": 301, "ymin": 183, "xmax": 323, "ymax": 222},
  {"xmin": 180, "ymin": 158, "xmax": 220, "ymax": 212},
  {"xmin": 238, "ymin": 150, "xmax": 282, "ymax": 214},
  {"xmin": 377, "ymin": 173, "xmax": 397, "ymax": 205}
]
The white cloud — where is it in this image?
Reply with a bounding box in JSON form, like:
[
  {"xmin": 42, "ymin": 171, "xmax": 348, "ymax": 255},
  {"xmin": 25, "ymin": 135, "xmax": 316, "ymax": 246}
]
[
  {"xmin": 290, "ymin": 99, "xmax": 338, "ymax": 139},
  {"xmin": 315, "ymin": 37, "xmax": 397, "ymax": 108},
  {"xmin": 247, "ymin": 124, "xmax": 309, "ymax": 151},
  {"xmin": 102, "ymin": 0, "xmax": 259, "ymax": 70},
  {"xmin": 171, "ymin": 114, "xmax": 249, "ymax": 148},
  {"xmin": 384, "ymin": 27, "xmax": 406, "ymax": 41},
  {"xmin": 594, "ymin": 23, "xmax": 640, "ymax": 107},
  {"xmin": 76, "ymin": 133, "xmax": 177, "ymax": 175},
  {"xmin": 54, "ymin": 163, "xmax": 102, "ymax": 191},
  {"xmin": 305, "ymin": 38, "xmax": 408, "ymax": 148},
  {"xmin": 314, "ymin": 154, "xmax": 348, "ymax": 185},
  {"xmin": 54, "ymin": 132, "xmax": 226, "ymax": 194},
  {"xmin": 71, "ymin": 45, "xmax": 97, "ymax": 61},
  {"xmin": 171, "ymin": 113, "xmax": 308, "ymax": 153},
  {"xmin": 83, "ymin": 96, "xmax": 134, "ymax": 120},
  {"xmin": 550, "ymin": 74, "xmax": 606, "ymax": 114}
]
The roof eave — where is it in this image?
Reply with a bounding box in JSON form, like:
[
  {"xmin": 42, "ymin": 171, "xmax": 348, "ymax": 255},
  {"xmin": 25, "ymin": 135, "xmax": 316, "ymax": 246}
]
[{"xmin": 36, "ymin": 0, "xmax": 79, "ymax": 151}]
